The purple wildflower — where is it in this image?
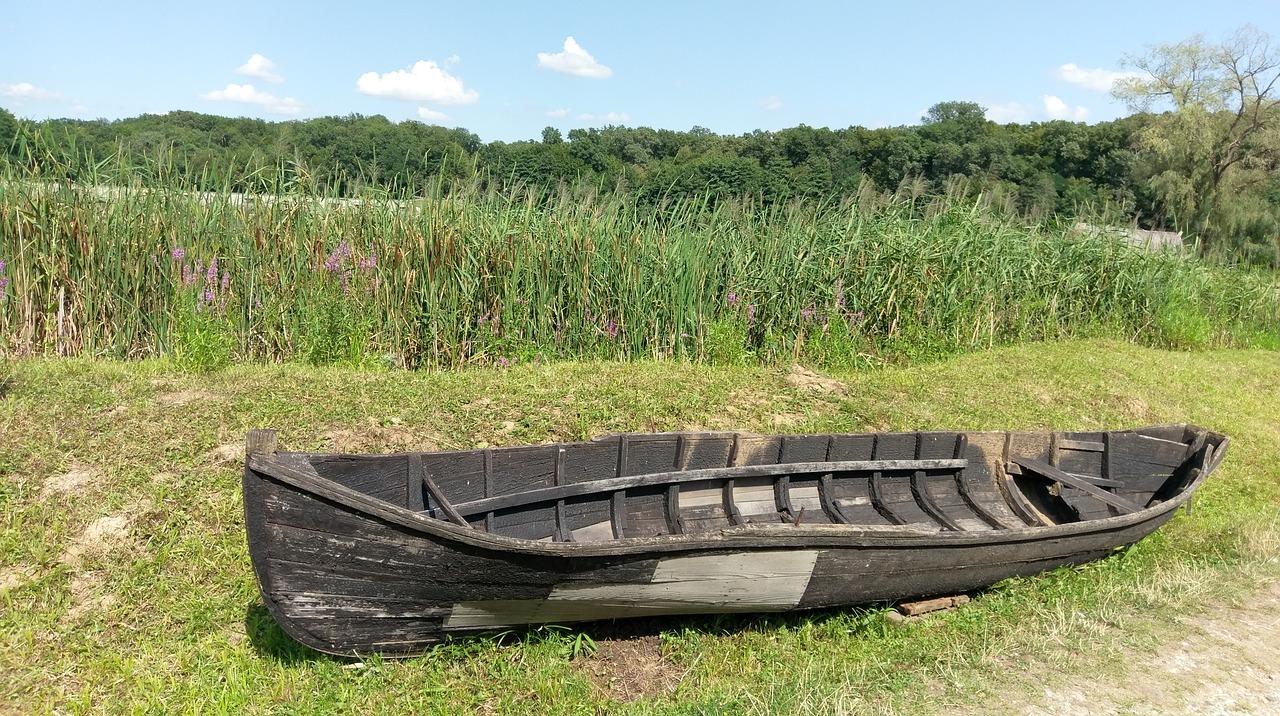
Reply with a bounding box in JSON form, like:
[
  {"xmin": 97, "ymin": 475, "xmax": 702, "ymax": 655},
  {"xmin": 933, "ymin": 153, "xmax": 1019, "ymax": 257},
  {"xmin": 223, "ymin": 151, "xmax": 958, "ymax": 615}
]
[
  {"xmin": 206, "ymin": 257, "xmax": 218, "ymax": 285},
  {"xmin": 604, "ymin": 320, "xmax": 619, "ymax": 340},
  {"xmin": 358, "ymin": 251, "xmax": 377, "ymax": 271},
  {"xmin": 324, "ymin": 241, "xmax": 353, "ymax": 274},
  {"xmin": 171, "ymin": 247, "xmax": 185, "ymax": 261},
  {"xmin": 221, "ymin": 271, "xmax": 230, "ymax": 293},
  {"xmin": 726, "ymin": 292, "xmax": 739, "ymax": 308},
  {"xmin": 746, "ymin": 304, "xmax": 756, "ymax": 323},
  {"xmin": 801, "ymin": 306, "xmax": 816, "ymax": 321},
  {"xmin": 0, "ymin": 260, "xmax": 8, "ymax": 297}
]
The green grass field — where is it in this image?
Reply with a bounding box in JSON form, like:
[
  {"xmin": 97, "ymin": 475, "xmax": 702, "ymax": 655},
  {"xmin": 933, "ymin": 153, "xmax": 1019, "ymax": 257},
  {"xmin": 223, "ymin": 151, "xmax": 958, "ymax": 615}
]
[{"xmin": 2, "ymin": 339, "xmax": 1278, "ymax": 714}]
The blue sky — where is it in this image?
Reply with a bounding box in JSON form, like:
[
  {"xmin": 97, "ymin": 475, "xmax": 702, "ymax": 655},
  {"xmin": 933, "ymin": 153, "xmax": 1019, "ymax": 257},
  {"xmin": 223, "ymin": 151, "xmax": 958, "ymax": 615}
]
[{"xmin": 2, "ymin": 1, "xmax": 1278, "ymax": 142}]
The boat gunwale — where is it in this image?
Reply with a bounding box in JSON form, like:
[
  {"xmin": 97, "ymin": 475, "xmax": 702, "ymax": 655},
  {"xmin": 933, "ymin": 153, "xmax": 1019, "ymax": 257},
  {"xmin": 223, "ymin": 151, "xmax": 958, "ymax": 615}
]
[{"xmin": 243, "ymin": 426, "xmax": 1224, "ymax": 559}]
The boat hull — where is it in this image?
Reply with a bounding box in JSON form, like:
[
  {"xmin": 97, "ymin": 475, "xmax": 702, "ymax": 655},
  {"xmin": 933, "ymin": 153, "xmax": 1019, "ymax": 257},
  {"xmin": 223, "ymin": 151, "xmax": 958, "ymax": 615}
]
[{"xmin": 244, "ymin": 425, "xmax": 1221, "ymax": 656}]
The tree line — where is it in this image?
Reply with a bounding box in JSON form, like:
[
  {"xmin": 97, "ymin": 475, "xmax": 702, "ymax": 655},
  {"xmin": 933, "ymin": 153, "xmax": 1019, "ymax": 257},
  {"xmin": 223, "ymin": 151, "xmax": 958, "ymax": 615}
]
[{"xmin": 2, "ymin": 29, "xmax": 1278, "ymax": 266}]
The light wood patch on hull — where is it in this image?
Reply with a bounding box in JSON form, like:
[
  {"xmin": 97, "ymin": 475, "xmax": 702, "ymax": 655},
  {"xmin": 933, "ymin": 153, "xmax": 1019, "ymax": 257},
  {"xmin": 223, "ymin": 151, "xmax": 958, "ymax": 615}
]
[{"xmin": 443, "ymin": 550, "xmax": 820, "ymax": 628}]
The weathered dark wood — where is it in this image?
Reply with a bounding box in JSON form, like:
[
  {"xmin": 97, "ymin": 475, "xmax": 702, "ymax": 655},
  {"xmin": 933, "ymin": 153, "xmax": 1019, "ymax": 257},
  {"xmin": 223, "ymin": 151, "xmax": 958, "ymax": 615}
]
[
  {"xmin": 244, "ymin": 423, "xmax": 1227, "ymax": 657},
  {"xmin": 446, "ymin": 459, "xmax": 968, "ymax": 517},
  {"xmin": 911, "ymin": 470, "xmax": 962, "ymax": 531},
  {"xmin": 952, "ymin": 433, "xmax": 1009, "ymax": 530},
  {"xmin": 422, "ymin": 471, "xmax": 472, "ymax": 528},
  {"xmin": 407, "ymin": 454, "xmax": 425, "ymax": 511},
  {"xmin": 246, "ymin": 429, "xmax": 277, "ymax": 457},
  {"xmin": 722, "ymin": 479, "xmax": 745, "ymax": 525},
  {"xmin": 553, "ymin": 448, "xmax": 572, "ymax": 542},
  {"xmin": 483, "ymin": 448, "xmax": 495, "ymax": 533},
  {"xmin": 1057, "ymin": 438, "xmax": 1104, "ymax": 452},
  {"xmin": 665, "ymin": 484, "xmax": 685, "ymax": 535},
  {"xmin": 1011, "ymin": 457, "xmax": 1144, "ymax": 514},
  {"xmin": 998, "ymin": 432, "xmax": 1053, "ymax": 526},
  {"xmin": 817, "ymin": 473, "xmax": 849, "ymax": 524}
]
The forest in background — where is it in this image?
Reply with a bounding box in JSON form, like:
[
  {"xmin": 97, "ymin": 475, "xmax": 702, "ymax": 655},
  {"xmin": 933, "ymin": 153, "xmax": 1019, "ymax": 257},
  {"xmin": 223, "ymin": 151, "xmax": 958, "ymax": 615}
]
[{"xmin": 1, "ymin": 28, "xmax": 1278, "ymax": 267}]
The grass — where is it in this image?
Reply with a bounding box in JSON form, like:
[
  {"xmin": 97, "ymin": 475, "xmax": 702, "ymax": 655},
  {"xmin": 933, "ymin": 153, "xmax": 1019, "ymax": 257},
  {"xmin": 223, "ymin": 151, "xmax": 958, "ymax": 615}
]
[
  {"xmin": 1, "ymin": 339, "xmax": 1278, "ymax": 714},
  {"xmin": 3, "ymin": 175, "xmax": 1279, "ymax": 370}
]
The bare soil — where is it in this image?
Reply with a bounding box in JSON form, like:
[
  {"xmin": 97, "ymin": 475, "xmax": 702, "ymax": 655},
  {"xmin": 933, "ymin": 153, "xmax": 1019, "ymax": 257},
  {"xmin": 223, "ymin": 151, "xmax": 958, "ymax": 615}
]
[
  {"xmin": 1007, "ymin": 581, "xmax": 1280, "ymax": 716},
  {"xmin": 39, "ymin": 464, "xmax": 99, "ymax": 499},
  {"xmin": 577, "ymin": 634, "xmax": 686, "ymax": 703}
]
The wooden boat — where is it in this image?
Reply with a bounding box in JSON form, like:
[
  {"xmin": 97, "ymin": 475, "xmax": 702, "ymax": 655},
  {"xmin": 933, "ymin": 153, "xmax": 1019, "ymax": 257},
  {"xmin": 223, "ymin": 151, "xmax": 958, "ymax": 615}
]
[{"xmin": 243, "ymin": 424, "xmax": 1228, "ymax": 656}]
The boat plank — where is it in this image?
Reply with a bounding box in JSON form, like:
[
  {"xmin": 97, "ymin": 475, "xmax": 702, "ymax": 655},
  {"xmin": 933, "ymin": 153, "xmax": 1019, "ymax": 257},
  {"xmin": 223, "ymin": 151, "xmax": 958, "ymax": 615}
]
[
  {"xmin": 1109, "ymin": 433, "xmax": 1193, "ymax": 468},
  {"xmin": 418, "ymin": 452, "xmax": 487, "ymax": 504},
  {"xmin": 1011, "ymin": 457, "xmax": 1144, "ymax": 514},
  {"xmin": 274, "ymin": 592, "xmax": 454, "ymax": 620},
  {"xmin": 309, "ymin": 455, "xmax": 409, "ymax": 506},
  {"xmin": 446, "ymin": 459, "xmax": 968, "ymax": 517},
  {"xmin": 828, "ymin": 434, "xmax": 877, "ymax": 461}
]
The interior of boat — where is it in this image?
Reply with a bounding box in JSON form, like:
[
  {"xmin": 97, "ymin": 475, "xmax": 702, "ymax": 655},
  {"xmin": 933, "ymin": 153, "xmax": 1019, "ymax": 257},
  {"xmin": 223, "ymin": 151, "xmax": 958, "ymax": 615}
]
[{"xmin": 290, "ymin": 426, "xmax": 1220, "ymax": 542}]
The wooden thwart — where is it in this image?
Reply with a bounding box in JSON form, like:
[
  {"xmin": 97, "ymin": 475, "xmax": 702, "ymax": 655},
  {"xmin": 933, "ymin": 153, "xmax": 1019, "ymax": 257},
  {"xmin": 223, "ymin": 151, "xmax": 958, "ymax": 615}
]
[
  {"xmin": 1010, "ymin": 457, "xmax": 1143, "ymax": 514},
  {"xmin": 448, "ymin": 459, "xmax": 967, "ymax": 517}
]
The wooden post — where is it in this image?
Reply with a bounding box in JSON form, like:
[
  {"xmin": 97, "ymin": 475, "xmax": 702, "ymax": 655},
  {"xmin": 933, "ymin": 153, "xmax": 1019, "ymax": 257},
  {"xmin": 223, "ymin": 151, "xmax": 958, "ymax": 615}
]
[{"xmin": 246, "ymin": 429, "xmax": 277, "ymax": 458}]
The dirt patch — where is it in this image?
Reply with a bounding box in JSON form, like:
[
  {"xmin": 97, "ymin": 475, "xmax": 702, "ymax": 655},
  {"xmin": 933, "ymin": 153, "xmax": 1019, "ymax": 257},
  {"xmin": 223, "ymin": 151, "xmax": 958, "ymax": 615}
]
[
  {"xmin": 578, "ymin": 635, "xmax": 685, "ymax": 703},
  {"xmin": 769, "ymin": 413, "xmax": 803, "ymax": 427},
  {"xmin": 156, "ymin": 389, "xmax": 221, "ymax": 407},
  {"xmin": 1007, "ymin": 581, "xmax": 1280, "ymax": 716},
  {"xmin": 204, "ymin": 442, "xmax": 244, "ymax": 465},
  {"xmin": 324, "ymin": 424, "xmax": 440, "ymax": 454},
  {"xmin": 785, "ymin": 365, "xmax": 848, "ymax": 396},
  {"xmin": 39, "ymin": 464, "xmax": 99, "ymax": 499},
  {"xmin": 63, "ymin": 572, "xmax": 117, "ymax": 622},
  {"xmin": 60, "ymin": 509, "xmax": 136, "ymax": 566},
  {"xmin": 0, "ymin": 564, "xmax": 35, "ymax": 593},
  {"xmin": 1122, "ymin": 397, "xmax": 1153, "ymax": 421}
]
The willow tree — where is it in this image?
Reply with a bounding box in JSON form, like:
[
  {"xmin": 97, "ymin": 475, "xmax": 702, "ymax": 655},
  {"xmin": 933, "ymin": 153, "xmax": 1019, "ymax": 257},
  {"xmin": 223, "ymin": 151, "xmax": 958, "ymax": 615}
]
[{"xmin": 1113, "ymin": 26, "xmax": 1280, "ymax": 259}]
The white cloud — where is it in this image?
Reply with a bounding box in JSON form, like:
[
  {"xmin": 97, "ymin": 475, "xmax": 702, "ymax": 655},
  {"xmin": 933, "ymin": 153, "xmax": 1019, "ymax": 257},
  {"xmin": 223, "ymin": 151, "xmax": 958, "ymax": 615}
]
[
  {"xmin": 537, "ymin": 37, "xmax": 613, "ymax": 79},
  {"xmin": 0, "ymin": 82, "xmax": 62, "ymax": 101},
  {"xmin": 985, "ymin": 101, "xmax": 1033, "ymax": 123},
  {"xmin": 356, "ymin": 60, "xmax": 479, "ymax": 104},
  {"xmin": 235, "ymin": 53, "xmax": 283, "ymax": 84},
  {"xmin": 1042, "ymin": 94, "xmax": 1090, "ymax": 121},
  {"xmin": 545, "ymin": 107, "xmax": 570, "ymax": 118},
  {"xmin": 576, "ymin": 111, "xmax": 630, "ymax": 123},
  {"xmin": 201, "ymin": 83, "xmax": 302, "ymax": 115},
  {"xmin": 761, "ymin": 96, "xmax": 784, "ymax": 111},
  {"xmin": 417, "ymin": 106, "xmax": 448, "ymax": 121},
  {"xmin": 1054, "ymin": 63, "xmax": 1141, "ymax": 93}
]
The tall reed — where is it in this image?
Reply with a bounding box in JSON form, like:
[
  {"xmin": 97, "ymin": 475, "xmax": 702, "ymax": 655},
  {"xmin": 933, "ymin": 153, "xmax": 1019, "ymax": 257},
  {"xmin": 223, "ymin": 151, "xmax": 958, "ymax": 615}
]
[{"xmin": 1, "ymin": 159, "xmax": 1277, "ymax": 368}]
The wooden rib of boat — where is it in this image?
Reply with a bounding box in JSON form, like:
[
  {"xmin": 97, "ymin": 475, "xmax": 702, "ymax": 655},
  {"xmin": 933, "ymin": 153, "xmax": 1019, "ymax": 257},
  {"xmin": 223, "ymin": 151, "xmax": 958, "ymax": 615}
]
[{"xmin": 242, "ymin": 424, "xmax": 1228, "ymax": 657}]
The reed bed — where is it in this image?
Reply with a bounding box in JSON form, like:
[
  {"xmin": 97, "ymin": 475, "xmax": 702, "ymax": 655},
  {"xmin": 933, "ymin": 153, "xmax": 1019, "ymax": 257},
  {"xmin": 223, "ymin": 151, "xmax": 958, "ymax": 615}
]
[{"xmin": 1, "ymin": 175, "xmax": 1278, "ymax": 369}]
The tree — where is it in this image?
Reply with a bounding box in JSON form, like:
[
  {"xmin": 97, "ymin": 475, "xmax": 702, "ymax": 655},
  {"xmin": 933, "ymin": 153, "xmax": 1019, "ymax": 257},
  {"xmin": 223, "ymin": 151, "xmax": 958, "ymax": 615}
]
[
  {"xmin": 1113, "ymin": 26, "xmax": 1280, "ymax": 253},
  {"xmin": 0, "ymin": 106, "xmax": 17, "ymax": 156}
]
